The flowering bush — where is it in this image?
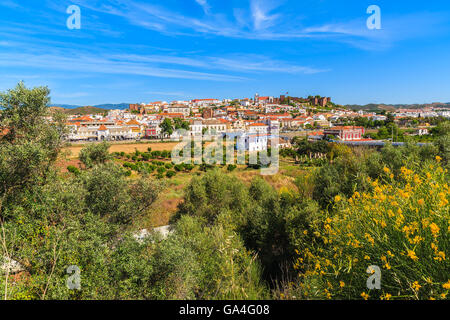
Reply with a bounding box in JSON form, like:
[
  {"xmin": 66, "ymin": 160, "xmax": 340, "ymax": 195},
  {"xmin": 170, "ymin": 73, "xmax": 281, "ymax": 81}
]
[{"xmin": 296, "ymin": 158, "xmax": 449, "ymax": 300}]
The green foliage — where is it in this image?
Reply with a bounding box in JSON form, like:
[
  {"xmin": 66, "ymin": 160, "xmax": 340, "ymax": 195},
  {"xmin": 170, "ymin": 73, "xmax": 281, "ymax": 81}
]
[
  {"xmin": 67, "ymin": 165, "xmax": 80, "ymax": 175},
  {"xmin": 0, "ymin": 82, "xmax": 66, "ymax": 197},
  {"xmin": 79, "ymin": 142, "xmax": 111, "ymax": 169},
  {"xmin": 166, "ymin": 170, "xmax": 176, "ymax": 178},
  {"xmin": 160, "ymin": 118, "xmax": 174, "ymax": 139}
]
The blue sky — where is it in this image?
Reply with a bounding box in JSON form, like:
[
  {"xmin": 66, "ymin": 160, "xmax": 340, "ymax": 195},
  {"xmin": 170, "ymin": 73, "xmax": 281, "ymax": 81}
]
[{"xmin": 1, "ymin": 0, "xmax": 450, "ymax": 105}]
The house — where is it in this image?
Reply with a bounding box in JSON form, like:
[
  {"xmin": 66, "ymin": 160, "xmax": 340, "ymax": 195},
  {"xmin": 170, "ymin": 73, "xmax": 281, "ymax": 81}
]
[
  {"xmin": 324, "ymin": 126, "xmax": 365, "ymax": 141},
  {"xmin": 68, "ymin": 123, "xmax": 134, "ymax": 141},
  {"xmin": 203, "ymin": 119, "xmax": 227, "ymax": 134},
  {"xmin": 189, "ymin": 120, "xmax": 204, "ymax": 136},
  {"xmin": 145, "ymin": 125, "xmax": 161, "ymax": 138},
  {"xmin": 245, "ymin": 133, "xmax": 269, "ymax": 152},
  {"xmin": 191, "ymin": 99, "xmax": 220, "ymax": 106},
  {"xmin": 164, "ymin": 104, "xmax": 190, "ymax": 116},
  {"xmin": 247, "ymin": 123, "xmax": 269, "ymax": 134}
]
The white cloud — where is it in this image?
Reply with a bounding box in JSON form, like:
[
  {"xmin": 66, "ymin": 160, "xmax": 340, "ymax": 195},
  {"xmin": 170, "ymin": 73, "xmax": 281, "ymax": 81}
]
[
  {"xmin": 195, "ymin": 0, "xmax": 211, "ymax": 14},
  {"xmin": 250, "ymin": 0, "xmax": 281, "ymax": 31},
  {"xmin": 0, "ymin": 52, "xmax": 246, "ymax": 82}
]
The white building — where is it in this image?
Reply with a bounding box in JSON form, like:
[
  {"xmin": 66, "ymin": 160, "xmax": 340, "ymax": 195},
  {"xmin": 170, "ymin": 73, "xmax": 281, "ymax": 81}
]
[{"xmin": 245, "ymin": 123, "xmax": 269, "ymax": 152}]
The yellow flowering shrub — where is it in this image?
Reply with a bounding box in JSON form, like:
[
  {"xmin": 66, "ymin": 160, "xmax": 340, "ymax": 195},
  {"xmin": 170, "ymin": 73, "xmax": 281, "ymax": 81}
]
[{"xmin": 296, "ymin": 161, "xmax": 449, "ymax": 300}]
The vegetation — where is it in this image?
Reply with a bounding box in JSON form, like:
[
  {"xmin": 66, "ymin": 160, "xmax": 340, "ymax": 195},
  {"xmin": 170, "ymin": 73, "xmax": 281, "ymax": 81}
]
[{"xmin": 0, "ymin": 83, "xmax": 448, "ymax": 300}]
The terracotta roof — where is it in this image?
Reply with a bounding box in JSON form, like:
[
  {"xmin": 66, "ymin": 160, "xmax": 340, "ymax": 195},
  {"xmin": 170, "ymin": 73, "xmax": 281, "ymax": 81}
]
[
  {"xmin": 98, "ymin": 125, "xmax": 108, "ymax": 131},
  {"xmin": 126, "ymin": 120, "xmax": 141, "ymax": 126},
  {"xmin": 327, "ymin": 126, "xmax": 364, "ymax": 130},
  {"xmin": 163, "ymin": 113, "xmax": 184, "ymax": 117},
  {"xmin": 71, "ymin": 116, "xmax": 94, "ymax": 122},
  {"xmin": 248, "ymin": 123, "xmax": 268, "ymax": 127}
]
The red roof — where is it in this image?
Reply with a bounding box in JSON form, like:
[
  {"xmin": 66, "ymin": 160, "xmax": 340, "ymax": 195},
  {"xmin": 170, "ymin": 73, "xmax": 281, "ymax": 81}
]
[
  {"xmin": 126, "ymin": 120, "xmax": 140, "ymax": 126},
  {"xmin": 327, "ymin": 126, "xmax": 364, "ymax": 131},
  {"xmin": 248, "ymin": 123, "xmax": 268, "ymax": 127},
  {"xmin": 98, "ymin": 125, "xmax": 108, "ymax": 131},
  {"xmin": 71, "ymin": 116, "xmax": 93, "ymax": 122}
]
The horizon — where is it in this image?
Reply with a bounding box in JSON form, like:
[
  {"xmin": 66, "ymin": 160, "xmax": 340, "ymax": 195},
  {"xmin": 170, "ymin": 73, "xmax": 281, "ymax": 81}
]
[
  {"xmin": 48, "ymin": 100, "xmax": 450, "ymax": 109},
  {"xmin": 1, "ymin": 1, "xmax": 450, "ymax": 105}
]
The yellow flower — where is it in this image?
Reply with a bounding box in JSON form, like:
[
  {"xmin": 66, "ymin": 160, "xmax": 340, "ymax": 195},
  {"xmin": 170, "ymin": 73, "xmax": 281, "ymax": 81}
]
[
  {"xmin": 436, "ymin": 156, "xmax": 442, "ymax": 163},
  {"xmin": 412, "ymin": 281, "xmax": 421, "ymax": 291},
  {"xmin": 334, "ymin": 195, "xmax": 342, "ymax": 203},
  {"xmin": 443, "ymin": 280, "xmax": 450, "ymax": 290},
  {"xmin": 382, "ymin": 293, "xmax": 392, "ymax": 300},
  {"xmin": 407, "ymin": 250, "xmax": 419, "ymax": 261},
  {"xmin": 434, "ymin": 251, "xmax": 446, "ymax": 262},
  {"xmin": 387, "ymin": 209, "xmax": 394, "ymax": 218},
  {"xmin": 383, "ymin": 167, "xmax": 390, "ymax": 173},
  {"xmin": 364, "ymin": 255, "xmax": 371, "ymax": 260},
  {"xmin": 339, "ymin": 281, "xmax": 345, "ymax": 288},
  {"xmin": 418, "ymin": 199, "xmax": 424, "ymax": 206},
  {"xmin": 365, "ymin": 233, "xmax": 375, "ymax": 245},
  {"xmin": 429, "ymin": 223, "xmax": 440, "ymax": 237},
  {"xmin": 361, "ymin": 292, "xmax": 369, "ymax": 300},
  {"xmin": 384, "ymin": 263, "xmax": 391, "ymax": 270}
]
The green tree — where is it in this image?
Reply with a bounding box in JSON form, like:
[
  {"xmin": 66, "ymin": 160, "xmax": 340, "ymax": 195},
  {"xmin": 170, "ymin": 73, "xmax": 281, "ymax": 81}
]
[
  {"xmin": 160, "ymin": 118, "xmax": 174, "ymax": 141},
  {"xmin": 79, "ymin": 142, "xmax": 111, "ymax": 169}
]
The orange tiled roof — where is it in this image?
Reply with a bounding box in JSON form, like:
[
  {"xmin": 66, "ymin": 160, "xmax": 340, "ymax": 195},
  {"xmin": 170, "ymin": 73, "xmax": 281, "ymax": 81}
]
[
  {"xmin": 327, "ymin": 126, "xmax": 364, "ymax": 130},
  {"xmin": 126, "ymin": 120, "xmax": 141, "ymax": 126},
  {"xmin": 248, "ymin": 123, "xmax": 268, "ymax": 127}
]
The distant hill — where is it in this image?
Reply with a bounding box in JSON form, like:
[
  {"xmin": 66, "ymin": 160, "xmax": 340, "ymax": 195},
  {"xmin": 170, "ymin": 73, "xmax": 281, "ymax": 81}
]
[
  {"xmin": 49, "ymin": 106, "xmax": 110, "ymax": 115},
  {"xmin": 345, "ymin": 102, "xmax": 450, "ymax": 112},
  {"xmin": 65, "ymin": 106, "xmax": 110, "ymax": 115},
  {"xmin": 50, "ymin": 103, "xmax": 130, "ymax": 110}
]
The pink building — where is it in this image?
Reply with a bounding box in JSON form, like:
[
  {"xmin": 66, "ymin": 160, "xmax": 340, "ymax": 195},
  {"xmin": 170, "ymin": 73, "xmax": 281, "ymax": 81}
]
[{"xmin": 324, "ymin": 126, "xmax": 365, "ymax": 141}]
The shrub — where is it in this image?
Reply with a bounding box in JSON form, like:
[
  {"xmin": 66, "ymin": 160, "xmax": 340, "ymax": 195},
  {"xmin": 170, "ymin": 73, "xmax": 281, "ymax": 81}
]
[
  {"xmin": 296, "ymin": 159, "xmax": 450, "ymax": 300},
  {"xmin": 67, "ymin": 165, "xmax": 80, "ymax": 175},
  {"xmin": 152, "ymin": 151, "xmax": 161, "ymax": 158},
  {"xmin": 165, "ymin": 163, "xmax": 173, "ymax": 169},
  {"xmin": 227, "ymin": 164, "xmax": 237, "ymax": 172},
  {"xmin": 157, "ymin": 167, "xmax": 166, "ymax": 174},
  {"xmin": 166, "ymin": 170, "xmax": 176, "ymax": 178},
  {"xmin": 79, "ymin": 142, "xmax": 111, "ymax": 168},
  {"xmin": 161, "ymin": 150, "xmax": 171, "ymax": 159},
  {"xmin": 174, "ymin": 164, "xmax": 184, "ymax": 172}
]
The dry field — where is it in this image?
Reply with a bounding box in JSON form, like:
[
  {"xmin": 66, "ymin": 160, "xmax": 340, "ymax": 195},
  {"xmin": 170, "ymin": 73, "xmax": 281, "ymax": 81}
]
[{"xmin": 63, "ymin": 141, "xmax": 180, "ymax": 159}]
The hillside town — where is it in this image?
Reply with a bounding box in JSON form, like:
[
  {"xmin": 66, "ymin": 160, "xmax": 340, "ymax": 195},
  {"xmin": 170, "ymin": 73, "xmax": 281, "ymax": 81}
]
[{"xmin": 64, "ymin": 94, "xmax": 450, "ymax": 151}]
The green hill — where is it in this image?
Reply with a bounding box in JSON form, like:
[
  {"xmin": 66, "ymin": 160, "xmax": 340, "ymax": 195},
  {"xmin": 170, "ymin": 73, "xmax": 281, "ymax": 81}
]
[{"xmin": 49, "ymin": 106, "xmax": 110, "ymax": 115}]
